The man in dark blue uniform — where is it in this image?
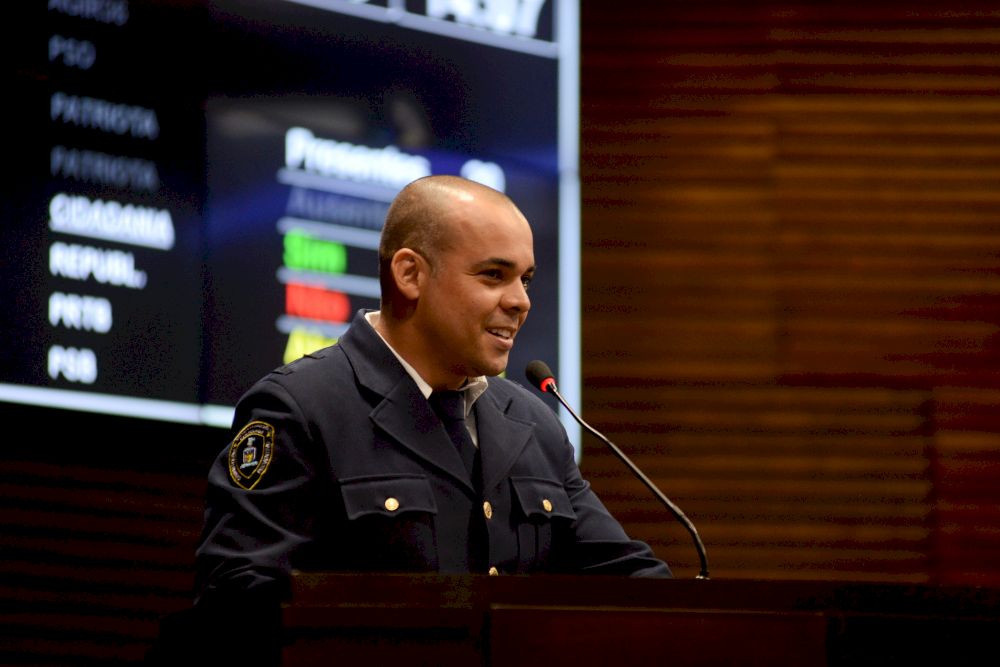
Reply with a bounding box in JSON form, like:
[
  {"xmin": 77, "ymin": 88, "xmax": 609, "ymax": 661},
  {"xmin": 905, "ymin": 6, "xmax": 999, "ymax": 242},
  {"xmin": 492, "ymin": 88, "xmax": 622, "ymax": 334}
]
[{"xmin": 151, "ymin": 175, "xmax": 668, "ymax": 665}]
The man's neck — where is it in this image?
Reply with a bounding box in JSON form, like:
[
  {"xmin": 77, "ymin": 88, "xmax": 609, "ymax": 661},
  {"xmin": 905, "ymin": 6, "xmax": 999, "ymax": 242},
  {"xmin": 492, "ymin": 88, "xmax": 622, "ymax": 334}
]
[{"xmin": 367, "ymin": 311, "xmax": 467, "ymax": 392}]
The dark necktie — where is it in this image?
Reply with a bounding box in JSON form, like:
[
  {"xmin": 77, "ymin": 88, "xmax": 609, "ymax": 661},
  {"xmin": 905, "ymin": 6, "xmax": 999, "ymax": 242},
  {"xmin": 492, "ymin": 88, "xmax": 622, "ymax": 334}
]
[
  {"xmin": 429, "ymin": 390, "xmax": 479, "ymax": 484},
  {"xmin": 429, "ymin": 390, "xmax": 487, "ymax": 570}
]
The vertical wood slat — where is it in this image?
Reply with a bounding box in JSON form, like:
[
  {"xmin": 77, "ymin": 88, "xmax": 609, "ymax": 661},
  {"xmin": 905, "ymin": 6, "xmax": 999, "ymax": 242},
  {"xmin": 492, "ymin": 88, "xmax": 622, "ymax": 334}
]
[{"xmin": 580, "ymin": 1, "xmax": 1000, "ymax": 583}]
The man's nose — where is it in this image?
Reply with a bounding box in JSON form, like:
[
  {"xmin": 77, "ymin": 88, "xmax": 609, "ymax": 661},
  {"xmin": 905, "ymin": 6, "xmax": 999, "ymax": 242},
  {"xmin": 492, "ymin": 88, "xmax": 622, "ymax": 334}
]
[{"xmin": 503, "ymin": 281, "xmax": 531, "ymax": 313}]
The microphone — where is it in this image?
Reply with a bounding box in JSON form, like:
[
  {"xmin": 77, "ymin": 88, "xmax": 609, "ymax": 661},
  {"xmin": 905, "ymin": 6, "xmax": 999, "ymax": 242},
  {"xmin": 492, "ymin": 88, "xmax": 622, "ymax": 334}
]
[{"xmin": 525, "ymin": 360, "xmax": 710, "ymax": 579}]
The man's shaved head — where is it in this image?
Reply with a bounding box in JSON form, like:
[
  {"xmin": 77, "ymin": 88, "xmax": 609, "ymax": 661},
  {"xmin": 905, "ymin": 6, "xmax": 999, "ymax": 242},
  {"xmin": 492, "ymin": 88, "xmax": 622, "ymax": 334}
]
[{"xmin": 378, "ymin": 175, "xmax": 518, "ymax": 301}]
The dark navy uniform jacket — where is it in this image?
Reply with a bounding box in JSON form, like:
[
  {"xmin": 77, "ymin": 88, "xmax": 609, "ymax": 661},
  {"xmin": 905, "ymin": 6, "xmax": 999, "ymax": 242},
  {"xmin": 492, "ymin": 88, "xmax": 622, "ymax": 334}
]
[{"xmin": 194, "ymin": 309, "xmax": 670, "ymax": 605}]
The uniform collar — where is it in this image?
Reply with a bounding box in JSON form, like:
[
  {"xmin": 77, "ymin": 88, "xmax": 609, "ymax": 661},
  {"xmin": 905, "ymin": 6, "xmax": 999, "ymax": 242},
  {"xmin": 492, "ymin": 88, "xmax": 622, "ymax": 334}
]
[{"xmin": 364, "ymin": 310, "xmax": 488, "ymax": 416}]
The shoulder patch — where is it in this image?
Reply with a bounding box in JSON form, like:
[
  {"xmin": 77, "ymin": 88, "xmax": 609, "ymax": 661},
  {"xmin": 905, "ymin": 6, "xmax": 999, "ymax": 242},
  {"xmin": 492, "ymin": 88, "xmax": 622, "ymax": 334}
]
[{"xmin": 228, "ymin": 421, "xmax": 275, "ymax": 490}]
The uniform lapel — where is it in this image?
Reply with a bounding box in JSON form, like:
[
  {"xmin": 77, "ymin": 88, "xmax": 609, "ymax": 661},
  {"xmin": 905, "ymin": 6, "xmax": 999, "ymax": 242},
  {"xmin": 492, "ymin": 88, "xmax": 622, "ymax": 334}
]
[
  {"xmin": 475, "ymin": 386, "xmax": 534, "ymax": 491},
  {"xmin": 339, "ymin": 310, "xmax": 474, "ymax": 492},
  {"xmin": 369, "ymin": 380, "xmax": 474, "ymax": 492}
]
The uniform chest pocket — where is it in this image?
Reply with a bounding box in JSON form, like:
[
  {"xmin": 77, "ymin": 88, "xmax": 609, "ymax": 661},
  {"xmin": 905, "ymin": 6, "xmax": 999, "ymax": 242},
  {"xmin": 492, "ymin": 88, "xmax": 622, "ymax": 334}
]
[
  {"xmin": 510, "ymin": 477, "xmax": 576, "ymax": 571},
  {"xmin": 340, "ymin": 474, "xmax": 438, "ymax": 519},
  {"xmin": 510, "ymin": 477, "xmax": 576, "ymax": 522},
  {"xmin": 338, "ymin": 474, "xmax": 439, "ymax": 571}
]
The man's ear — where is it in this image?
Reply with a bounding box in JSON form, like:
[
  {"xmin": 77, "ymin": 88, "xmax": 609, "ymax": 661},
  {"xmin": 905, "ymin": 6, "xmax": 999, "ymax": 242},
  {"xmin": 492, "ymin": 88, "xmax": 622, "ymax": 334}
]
[{"xmin": 389, "ymin": 248, "xmax": 425, "ymax": 301}]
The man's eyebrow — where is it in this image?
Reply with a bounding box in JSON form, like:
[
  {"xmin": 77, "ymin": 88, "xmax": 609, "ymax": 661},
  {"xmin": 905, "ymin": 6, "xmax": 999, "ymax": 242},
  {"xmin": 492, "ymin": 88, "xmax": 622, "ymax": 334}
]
[{"xmin": 472, "ymin": 258, "xmax": 536, "ymax": 273}]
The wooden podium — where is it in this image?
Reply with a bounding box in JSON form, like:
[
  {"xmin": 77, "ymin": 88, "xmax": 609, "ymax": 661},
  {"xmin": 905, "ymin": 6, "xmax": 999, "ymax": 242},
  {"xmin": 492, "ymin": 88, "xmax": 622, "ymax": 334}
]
[{"xmin": 282, "ymin": 573, "xmax": 1000, "ymax": 666}]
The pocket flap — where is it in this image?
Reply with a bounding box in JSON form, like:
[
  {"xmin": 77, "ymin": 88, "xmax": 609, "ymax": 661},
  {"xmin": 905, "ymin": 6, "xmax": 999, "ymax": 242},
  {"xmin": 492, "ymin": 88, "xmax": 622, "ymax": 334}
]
[
  {"xmin": 340, "ymin": 474, "xmax": 438, "ymax": 520},
  {"xmin": 510, "ymin": 477, "xmax": 576, "ymax": 521}
]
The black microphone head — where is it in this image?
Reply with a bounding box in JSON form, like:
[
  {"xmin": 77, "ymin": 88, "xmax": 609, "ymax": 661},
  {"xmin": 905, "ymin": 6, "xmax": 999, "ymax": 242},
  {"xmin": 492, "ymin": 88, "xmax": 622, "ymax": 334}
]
[{"xmin": 525, "ymin": 360, "xmax": 554, "ymax": 392}]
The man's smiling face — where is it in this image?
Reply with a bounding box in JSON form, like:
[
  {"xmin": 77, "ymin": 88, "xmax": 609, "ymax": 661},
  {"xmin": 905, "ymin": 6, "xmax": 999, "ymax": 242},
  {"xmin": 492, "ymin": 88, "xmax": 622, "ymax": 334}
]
[{"xmin": 413, "ymin": 190, "xmax": 535, "ymax": 386}]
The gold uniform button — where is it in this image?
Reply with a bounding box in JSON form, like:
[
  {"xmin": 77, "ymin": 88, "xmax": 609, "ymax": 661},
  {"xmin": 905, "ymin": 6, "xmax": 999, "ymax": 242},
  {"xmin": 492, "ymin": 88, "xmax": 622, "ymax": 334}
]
[
  {"xmin": 488, "ymin": 566, "xmax": 499, "ymax": 576},
  {"xmin": 542, "ymin": 498, "xmax": 553, "ymax": 513},
  {"xmin": 483, "ymin": 501, "xmax": 493, "ymax": 520},
  {"xmin": 384, "ymin": 497, "xmax": 400, "ymax": 512}
]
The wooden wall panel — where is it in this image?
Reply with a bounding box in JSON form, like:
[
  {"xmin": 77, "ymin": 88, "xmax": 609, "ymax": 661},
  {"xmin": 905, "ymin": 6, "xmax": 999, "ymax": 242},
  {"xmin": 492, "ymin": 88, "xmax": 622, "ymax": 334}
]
[
  {"xmin": 930, "ymin": 387, "xmax": 1000, "ymax": 585},
  {"xmin": 579, "ymin": 1, "xmax": 1000, "ymax": 583}
]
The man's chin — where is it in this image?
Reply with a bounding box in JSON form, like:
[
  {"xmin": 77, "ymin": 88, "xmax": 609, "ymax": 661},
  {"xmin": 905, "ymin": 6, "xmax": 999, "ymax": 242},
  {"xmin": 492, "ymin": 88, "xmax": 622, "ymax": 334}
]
[{"xmin": 474, "ymin": 356, "xmax": 509, "ymax": 378}]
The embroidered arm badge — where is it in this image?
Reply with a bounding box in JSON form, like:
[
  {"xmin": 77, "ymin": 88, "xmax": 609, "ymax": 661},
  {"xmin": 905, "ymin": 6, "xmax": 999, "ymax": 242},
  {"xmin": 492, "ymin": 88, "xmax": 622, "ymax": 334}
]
[{"xmin": 228, "ymin": 421, "xmax": 275, "ymax": 490}]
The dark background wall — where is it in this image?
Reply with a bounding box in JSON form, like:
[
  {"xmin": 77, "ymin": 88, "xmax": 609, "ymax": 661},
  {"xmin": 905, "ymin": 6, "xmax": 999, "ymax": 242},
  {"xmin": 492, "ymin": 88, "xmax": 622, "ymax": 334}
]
[
  {"xmin": 578, "ymin": 1, "xmax": 1000, "ymax": 586},
  {"xmin": 3, "ymin": 2, "xmax": 1000, "ymax": 664}
]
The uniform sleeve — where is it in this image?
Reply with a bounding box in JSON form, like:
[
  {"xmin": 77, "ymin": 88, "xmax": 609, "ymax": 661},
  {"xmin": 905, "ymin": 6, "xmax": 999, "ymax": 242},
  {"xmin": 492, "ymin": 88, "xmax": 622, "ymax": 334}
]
[
  {"xmin": 537, "ymin": 402, "xmax": 672, "ymax": 578},
  {"xmin": 194, "ymin": 377, "xmax": 326, "ymax": 605},
  {"xmin": 560, "ymin": 447, "xmax": 673, "ymax": 577}
]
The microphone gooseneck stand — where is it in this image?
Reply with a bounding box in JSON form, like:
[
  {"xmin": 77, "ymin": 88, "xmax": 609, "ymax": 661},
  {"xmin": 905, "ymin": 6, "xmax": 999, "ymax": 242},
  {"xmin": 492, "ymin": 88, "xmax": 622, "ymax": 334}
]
[{"xmin": 525, "ymin": 360, "xmax": 710, "ymax": 580}]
